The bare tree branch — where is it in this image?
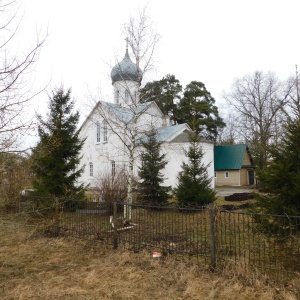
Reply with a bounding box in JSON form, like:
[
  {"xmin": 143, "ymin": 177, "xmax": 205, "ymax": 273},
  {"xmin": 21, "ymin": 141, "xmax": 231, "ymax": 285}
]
[
  {"xmin": 224, "ymin": 71, "xmax": 293, "ymax": 168},
  {"xmin": 0, "ymin": 0, "xmax": 47, "ymax": 153}
]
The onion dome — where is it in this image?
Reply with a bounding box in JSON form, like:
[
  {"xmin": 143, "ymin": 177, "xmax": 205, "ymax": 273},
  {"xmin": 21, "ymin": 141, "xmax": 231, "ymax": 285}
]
[{"xmin": 111, "ymin": 49, "xmax": 142, "ymax": 84}]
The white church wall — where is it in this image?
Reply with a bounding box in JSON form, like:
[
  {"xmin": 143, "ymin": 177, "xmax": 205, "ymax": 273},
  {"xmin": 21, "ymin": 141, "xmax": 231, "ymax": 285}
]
[
  {"xmin": 160, "ymin": 141, "xmax": 215, "ymax": 190},
  {"xmin": 134, "ymin": 140, "xmax": 215, "ymax": 190},
  {"xmin": 79, "ymin": 108, "xmax": 129, "ymax": 188},
  {"xmin": 79, "ymin": 104, "xmax": 215, "ymax": 192},
  {"xmin": 135, "ymin": 104, "xmax": 166, "ymax": 130}
]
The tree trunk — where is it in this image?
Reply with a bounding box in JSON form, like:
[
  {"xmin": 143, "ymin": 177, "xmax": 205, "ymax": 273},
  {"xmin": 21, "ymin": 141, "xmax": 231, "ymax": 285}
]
[{"xmin": 124, "ymin": 147, "xmax": 134, "ymax": 224}]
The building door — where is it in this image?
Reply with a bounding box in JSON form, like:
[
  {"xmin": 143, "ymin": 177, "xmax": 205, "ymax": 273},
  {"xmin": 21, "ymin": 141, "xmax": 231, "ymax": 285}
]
[{"xmin": 248, "ymin": 170, "xmax": 255, "ymax": 185}]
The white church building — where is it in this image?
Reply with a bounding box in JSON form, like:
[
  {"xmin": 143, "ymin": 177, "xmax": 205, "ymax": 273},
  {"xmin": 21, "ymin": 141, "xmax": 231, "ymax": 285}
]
[{"xmin": 78, "ymin": 46, "xmax": 215, "ymax": 192}]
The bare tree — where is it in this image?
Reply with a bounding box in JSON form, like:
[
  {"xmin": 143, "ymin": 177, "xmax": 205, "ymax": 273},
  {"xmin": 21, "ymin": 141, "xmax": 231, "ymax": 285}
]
[
  {"xmin": 224, "ymin": 71, "xmax": 293, "ymax": 169},
  {"xmin": 0, "ymin": 0, "xmax": 46, "ymax": 153},
  {"xmin": 282, "ymin": 65, "xmax": 300, "ymax": 121},
  {"xmin": 123, "ymin": 5, "xmax": 160, "ymax": 87},
  {"xmin": 87, "ymin": 7, "xmax": 161, "ymax": 224},
  {"xmin": 91, "ymin": 100, "xmax": 163, "ymax": 223},
  {"xmin": 216, "ymin": 113, "xmax": 238, "ymax": 145}
]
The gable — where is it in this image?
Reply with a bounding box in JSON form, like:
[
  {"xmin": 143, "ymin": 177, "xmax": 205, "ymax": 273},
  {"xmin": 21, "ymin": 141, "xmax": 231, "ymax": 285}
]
[
  {"xmin": 80, "ymin": 100, "xmax": 165, "ymax": 131},
  {"xmin": 145, "ymin": 101, "xmax": 164, "ymax": 118},
  {"xmin": 214, "ymin": 144, "xmax": 254, "ymax": 170},
  {"xmin": 156, "ymin": 123, "xmax": 190, "ymax": 142}
]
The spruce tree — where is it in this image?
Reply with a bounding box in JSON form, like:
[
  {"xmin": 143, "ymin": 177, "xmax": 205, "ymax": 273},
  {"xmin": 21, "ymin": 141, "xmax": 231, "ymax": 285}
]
[
  {"xmin": 138, "ymin": 129, "xmax": 170, "ymax": 206},
  {"xmin": 175, "ymin": 132, "xmax": 216, "ymax": 207},
  {"xmin": 31, "ymin": 87, "xmax": 86, "ymax": 200},
  {"xmin": 255, "ymin": 120, "xmax": 300, "ymax": 216}
]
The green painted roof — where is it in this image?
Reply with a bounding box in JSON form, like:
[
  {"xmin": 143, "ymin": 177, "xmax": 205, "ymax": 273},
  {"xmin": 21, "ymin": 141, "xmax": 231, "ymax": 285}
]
[{"xmin": 214, "ymin": 144, "xmax": 252, "ymax": 170}]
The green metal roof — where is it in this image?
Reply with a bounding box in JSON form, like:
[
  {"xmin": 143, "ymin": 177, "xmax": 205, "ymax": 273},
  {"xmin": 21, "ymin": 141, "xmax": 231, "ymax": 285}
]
[{"xmin": 214, "ymin": 144, "xmax": 252, "ymax": 170}]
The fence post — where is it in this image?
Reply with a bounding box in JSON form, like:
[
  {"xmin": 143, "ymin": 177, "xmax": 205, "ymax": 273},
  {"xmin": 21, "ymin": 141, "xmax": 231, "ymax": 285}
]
[
  {"xmin": 18, "ymin": 194, "xmax": 21, "ymax": 215},
  {"xmin": 54, "ymin": 197, "xmax": 60, "ymax": 237},
  {"xmin": 209, "ymin": 204, "xmax": 216, "ymax": 270},
  {"xmin": 113, "ymin": 202, "xmax": 118, "ymax": 249}
]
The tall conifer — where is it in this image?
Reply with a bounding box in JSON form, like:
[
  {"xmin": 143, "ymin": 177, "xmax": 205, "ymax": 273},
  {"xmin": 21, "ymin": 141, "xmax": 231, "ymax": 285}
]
[
  {"xmin": 31, "ymin": 87, "xmax": 86, "ymax": 199},
  {"xmin": 255, "ymin": 120, "xmax": 300, "ymax": 216},
  {"xmin": 138, "ymin": 129, "xmax": 170, "ymax": 206},
  {"xmin": 175, "ymin": 132, "xmax": 216, "ymax": 207}
]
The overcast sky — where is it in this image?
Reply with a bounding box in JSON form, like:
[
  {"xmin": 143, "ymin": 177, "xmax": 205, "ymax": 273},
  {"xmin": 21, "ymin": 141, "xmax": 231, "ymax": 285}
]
[{"xmin": 21, "ymin": 0, "xmax": 300, "ymax": 126}]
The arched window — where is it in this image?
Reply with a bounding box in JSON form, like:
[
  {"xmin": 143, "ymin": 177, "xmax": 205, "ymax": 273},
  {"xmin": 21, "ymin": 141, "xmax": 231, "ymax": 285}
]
[
  {"xmin": 125, "ymin": 90, "xmax": 129, "ymax": 104},
  {"xmin": 96, "ymin": 122, "xmax": 100, "ymax": 143},
  {"xmin": 116, "ymin": 90, "xmax": 120, "ymax": 104},
  {"xmin": 89, "ymin": 162, "xmax": 93, "ymax": 177},
  {"xmin": 103, "ymin": 121, "xmax": 108, "ymax": 142}
]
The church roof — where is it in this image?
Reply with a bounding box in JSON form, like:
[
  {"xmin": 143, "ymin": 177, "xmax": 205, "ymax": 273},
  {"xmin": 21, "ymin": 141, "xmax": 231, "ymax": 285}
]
[
  {"xmin": 105, "ymin": 101, "xmax": 152, "ymax": 124},
  {"xmin": 79, "ymin": 100, "xmax": 163, "ymax": 131},
  {"xmin": 155, "ymin": 124, "xmax": 190, "ymax": 142},
  {"xmin": 111, "ymin": 49, "xmax": 142, "ymax": 84},
  {"xmin": 138, "ymin": 123, "xmax": 193, "ymax": 144}
]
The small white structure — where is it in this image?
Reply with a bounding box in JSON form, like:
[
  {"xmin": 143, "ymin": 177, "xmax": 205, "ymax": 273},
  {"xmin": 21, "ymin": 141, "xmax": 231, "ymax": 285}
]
[{"xmin": 78, "ymin": 46, "xmax": 215, "ymax": 191}]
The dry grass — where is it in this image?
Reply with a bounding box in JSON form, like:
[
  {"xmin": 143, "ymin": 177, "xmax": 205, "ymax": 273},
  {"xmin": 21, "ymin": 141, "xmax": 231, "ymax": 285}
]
[{"xmin": 0, "ymin": 214, "xmax": 299, "ymax": 300}]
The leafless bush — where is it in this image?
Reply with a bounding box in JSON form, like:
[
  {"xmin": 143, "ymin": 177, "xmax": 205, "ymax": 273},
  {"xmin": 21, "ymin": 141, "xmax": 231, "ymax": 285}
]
[
  {"xmin": 0, "ymin": 153, "xmax": 32, "ymax": 212},
  {"xmin": 94, "ymin": 169, "xmax": 128, "ymax": 204}
]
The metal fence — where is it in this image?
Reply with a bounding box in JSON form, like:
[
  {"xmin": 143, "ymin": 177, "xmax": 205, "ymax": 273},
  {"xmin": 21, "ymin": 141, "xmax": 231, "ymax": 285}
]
[
  {"xmin": 43, "ymin": 199, "xmax": 300, "ymax": 279},
  {"xmin": 17, "ymin": 195, "xmax": 299, "ymax": 279}
]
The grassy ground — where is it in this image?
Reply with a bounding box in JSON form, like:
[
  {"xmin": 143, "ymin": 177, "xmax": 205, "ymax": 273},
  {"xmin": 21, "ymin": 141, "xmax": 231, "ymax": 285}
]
[{"xmin": 0, "ymin": 214, "xmax": 299, "ymax": 300}]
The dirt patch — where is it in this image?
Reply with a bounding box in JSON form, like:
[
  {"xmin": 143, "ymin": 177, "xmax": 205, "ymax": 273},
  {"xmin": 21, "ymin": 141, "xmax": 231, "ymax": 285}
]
[
  {"xmin": 224, "ymin": 192, "xmax": 254, "ymax": 201},
  {"xmin": 216, "ymin": 186, "xmax": 256, "ymax": 197}
]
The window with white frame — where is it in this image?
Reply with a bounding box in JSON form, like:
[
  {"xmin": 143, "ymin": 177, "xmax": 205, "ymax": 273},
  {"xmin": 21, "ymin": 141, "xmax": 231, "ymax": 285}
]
[
  {"xmin": 103, "ymin": 121, "xmax": 108, "ymax": 142},
  {"xmin": 96, "ymin": 122, "xmax": 100, "ymax": 143},
  {"xmin": 134, "ymin": 90, "xmax": 137, "ymax": 102},
  {"xmin": 89, "ymin": 162, "xmax": 93, "ymax": 176},
  {"xmin": 111, "ymin": 160, "xmax": 116, "ymax": 177},
  {"xmin": 141, "ymin": 153, "xmax": 145, "ymax": 168}
]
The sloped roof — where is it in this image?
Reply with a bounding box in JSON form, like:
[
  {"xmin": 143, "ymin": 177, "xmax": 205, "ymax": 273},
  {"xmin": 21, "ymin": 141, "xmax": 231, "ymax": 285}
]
[
  {"xmin": 79, "ymin": 100, "xmax": 165, "ymax": 132},
  {"xmin": 214, "ymin": 144, "xmax": 253, "ymax": 170},
  {"xmin": 155, "ymin": 123, "xmax": 190, "ymax": 142},
  {"xmin": 105, "ymin": 101, "xmax": 152, "ymax": 124},
  {"xmin": 137, "ymin": 123, "xmax": 191, "ymax": 144}
]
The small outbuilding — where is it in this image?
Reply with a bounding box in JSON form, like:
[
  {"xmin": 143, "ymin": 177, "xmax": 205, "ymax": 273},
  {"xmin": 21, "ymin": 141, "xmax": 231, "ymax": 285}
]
[{"xmin": 214, "ymin": 144, "xmax": 255, "ymax": 186}]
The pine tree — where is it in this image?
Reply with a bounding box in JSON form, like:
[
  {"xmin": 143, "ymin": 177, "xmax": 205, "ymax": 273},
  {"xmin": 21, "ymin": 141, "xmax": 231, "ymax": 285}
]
[
  {"xmin": 138, "ymin": 129, "xmax": 170, "ymax": 206},
  {"xmin": 31, "ymin": 87, "xmax": 86, "ymax": 201},
  {"xmin": 140, "ymin": 74, "xmax": 182, "ymax": 124},
  {"xmin": 175, "ymin": 132, "xmax": 216, "ymax": 207},
  {"xmin": 177, "ymin": 81, "xmax": 225, "ymax": 141}
]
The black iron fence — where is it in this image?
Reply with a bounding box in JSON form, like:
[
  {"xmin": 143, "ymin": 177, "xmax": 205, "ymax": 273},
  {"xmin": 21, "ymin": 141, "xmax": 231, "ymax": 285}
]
[{"xmin": 19, "ymin": 196, "xmax": 300, "ymax": 279}]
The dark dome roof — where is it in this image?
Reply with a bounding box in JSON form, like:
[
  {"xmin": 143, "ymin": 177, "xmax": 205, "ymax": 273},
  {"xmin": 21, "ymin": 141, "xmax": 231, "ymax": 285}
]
[{"xmin": 111, "ymin": 49, "xmax": 142, "ymax": 84}]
